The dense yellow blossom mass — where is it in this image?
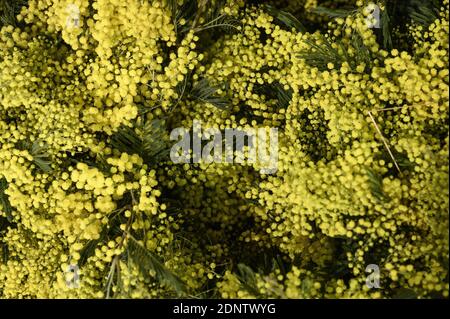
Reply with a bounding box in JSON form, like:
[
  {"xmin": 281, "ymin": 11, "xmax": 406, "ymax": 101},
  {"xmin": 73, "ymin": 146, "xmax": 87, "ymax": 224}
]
[{"xmin": 0, "ymin": 0, "xmax": 448, "ymax": 298}]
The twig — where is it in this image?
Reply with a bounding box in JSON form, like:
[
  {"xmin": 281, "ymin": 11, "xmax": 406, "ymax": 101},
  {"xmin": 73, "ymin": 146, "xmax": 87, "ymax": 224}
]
[
  {"xmin": 368, "ymin": 110, "xmax": 401, "ymax": 174},
  {"xmin": 374, "ymin": 105, "xmax": 418, "ymax": 112}
]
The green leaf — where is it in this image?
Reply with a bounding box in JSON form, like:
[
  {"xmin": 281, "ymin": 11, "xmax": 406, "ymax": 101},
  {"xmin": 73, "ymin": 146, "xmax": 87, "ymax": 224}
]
[
  {"xmin": 31, "ymin": 142, "xmax": 52, "ymax": 172},
  {"xmin": 254, "ymin": 82, "xmax": 292, "ymax": 109},
  {"xmin": 407, "ymin": 0, "xmax": 440, "ymax": 27},
  {"xmin": 17, "ymin": 139, "xmax": 53, "ymax": 173},
  {"xmin": 78, "ymin": 225, "xmax": 109, "ymax": 267},
  {"xmin": 380, "ymin": 8, "xmax": 392, "ymax": 50},
  {"xmin": 0, "ymin": 0, "xmax": 26, "ymax": 27},
  {"xmin": 168, "ymin": 0, "xmax": 198, "ymax": 34},
  {"xmin": 165, "ymin": 0, "xmax": 178, "ymax": 19},
  {"xmin": 312, "ymin": 6, "xmax": 356, "ymax": 18},
  {"xmin": 350, "ymin": 32, "xmax": 372, "ymax": 68},
  {"xmin": 0, "ymin": 177, "xmax": 12, "ymax": 222},
  {"xmin": 110, "ymin": 126, "xmax": 141, "ymax": 156},
  {"xmin": 298, "ymin": 35, "xmax": 345, "ymax": 71},
  {"xmin": 264, "ymin": 5, "xmax": 306, "ymax": 33},
  {"xmin": 140, "ymin": 119, "xmax": 171, "ymax": 163},
  {"xmin": 190, "ymin": 78, "xmax": 231, "ymax": 110},
  {"xmin": 236, "ymin": 263, "xmax": 260, "ymax": 297},
  {"xmin": 195, "ymin": 14, "xmax": 241, "ymax": 33},
  {"xmin": 110, "ymin": 119, "xmax": 171, "ymax": 165},
  {"xmin": 127, "ymin": 236, "xmax": 187, "ymax": 296},
  {"xmin": 273, "ymin": 83, "xmax": 292, "ymax": 109},
  {"xmin": 1, "ymin": 242, "xmax": 8, "ymax": 264},
  {"xmin": 366, "ymin": 168, "xmax": 390, "ymax": 202},
  {"xmin": 299, "ymin": 31, "xmax": 373, "ymax": 71},
  {"xmin": 393, "ymin": 288, "xmax": 418, "ymax": 299}
]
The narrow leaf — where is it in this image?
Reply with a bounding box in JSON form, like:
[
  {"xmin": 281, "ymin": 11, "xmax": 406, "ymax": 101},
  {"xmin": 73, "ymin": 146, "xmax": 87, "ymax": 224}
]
[{"xmin": 127, "ymin": 236, "xmax": 187, "ymax": 296}]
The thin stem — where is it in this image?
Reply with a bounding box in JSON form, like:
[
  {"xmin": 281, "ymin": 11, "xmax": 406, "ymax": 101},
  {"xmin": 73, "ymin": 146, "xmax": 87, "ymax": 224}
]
[{"xmin": 368, "ymin": 111, "xmax": 401, "ymax": 174}]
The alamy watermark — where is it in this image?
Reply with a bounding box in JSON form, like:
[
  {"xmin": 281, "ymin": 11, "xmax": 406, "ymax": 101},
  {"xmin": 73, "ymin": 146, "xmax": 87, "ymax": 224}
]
[
  {"xmin": 66, "ymin": 4, "xmax": 80, "ymax": 29},
  {"xmin": 364, "ymin": 3, "xmax": 381, "ymax": 29},
  {"xmin": 65, "ymin": 264, "xmax": 80, "ymax": 289},
  {"xmin": 170, "ymin": 120, "xmax": 278, "ymax": 174},
  {"xmin": 365, "ymin": 264, "xmax": 381, "ymax": 288}
]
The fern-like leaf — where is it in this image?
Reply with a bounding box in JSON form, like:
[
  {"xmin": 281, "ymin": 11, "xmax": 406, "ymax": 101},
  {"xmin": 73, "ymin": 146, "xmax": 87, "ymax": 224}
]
[
  {"xmin": 79, "ymin": 225, "xmax": 109, "ymax": 266},
  {"xmin": 264, "ymin": 5, "xmax": 306, "ymax": 32},
  {"xmin": 1, "ymin": 242, "xmax": 8, "ymax": 264},
  {"xmin": 168, "ymin": 0, "xmax": 198, "ymax": 35},
  {"xmin": 312, "ymin": 6, "xmax": 356, "ymax": 18},
  {"xmin": 298, "ymin": 35, "xmax": 345, "ymax": 71},
  {"xmin": 127, "ymin": 236, "xmax": 187, "ymax": 296},
  {"xmin": 110, "ymin": 119, "xmax": 171, "ymax": 165},
  {"xmin": 140, "ymin": 119, "xmax": 171, "ymax": 163},
  {"xmin": 190, "ymin": 78, "xmax": 230, "ymax": 110},
  {"xmin": 273, "ymin": 82, "xmax": 292, "ymax": 109},
  {"xmin": 195, "ymin": 14, "xmax": 241, "ymax": 32},
  {"xmin": 380, "ymin": 8, "xmax": 393, "ymax": 50},
  {"xmin": 407, "ymin": 0, "xmax": 440, "ymax": 27},
  {"xmin": 299, "ymin": 31, "xmax": 373, "ymax": 71},
  {"xmin": 30, "ymin": 141, "xmax": 52, "ymax": 173},
  {"xmin": 16, "ymin": 139, "xmax": 53, "ymax": 173},
  {"xmin": 393, "ymin": 288, "xmax": 418, "ymax": 299},
  {"xmin": 236, "ymin": 263, "xmax": 260, "ymax": 297},
  {"xmin": 0, "ymin": 0, "xmax": 26, "ymax": 27},
  {"xmin": 0, "ymin": 177, "xmax": 13, "ymax": 222},
  {"xmin": 366, "ymin": 168, "xmax": 390, "ymax": 202}
]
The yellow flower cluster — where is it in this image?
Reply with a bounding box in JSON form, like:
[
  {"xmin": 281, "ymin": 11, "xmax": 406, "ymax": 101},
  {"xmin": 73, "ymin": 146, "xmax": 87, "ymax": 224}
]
[
  {"xmin": 169, "ymin": 1, "xmax": 448, "ymax": 299},
  {"xmin": 11, "ymin": 0, "xmax": 202, "ymax": 136},
  {"xmin": 0, "ymin": 0, "xmax": 448, "ymax": 299}
]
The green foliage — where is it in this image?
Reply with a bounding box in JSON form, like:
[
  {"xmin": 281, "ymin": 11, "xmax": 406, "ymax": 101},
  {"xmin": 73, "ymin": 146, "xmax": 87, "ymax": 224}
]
[
  {"xmin": 264, "ymin": 4, "xmax": 306, "ymax": 32},
  {"xmin": 167, "ymin": 0, "xmax": 240, "ymax": 35},
  {"xmin": 272, "ymin": 82, "xmax": 293, "ymax": 109},
  {"xmin": 298, "ymin": 35, "xmax": 347, "ymax": 71},
  {"xmin": 110, "ymin": 119, "xmax": 171, "ymax": 165},
  {"xmin": 299, "ymin": 32, "xmax": 372, "ymax": 71},
  {"xmin": 236, "ymin": 263, "xmax": 260, "ymax": 296},
  {"xmin": 16, "ymin": 139, "xmax": 53, "ymax": 173},
  {"xmin": 78, "ymin": 227, "xmax": 109, "ymax": 267},
  {"xmin": 0, "ymin": 178, "xmax": 12, "ymax": 222},
  {"xmin": 127, "ymin": 235, "xmax": 187, "ymax": 296},
  {"xmin": 393, "ymin": 287, "xmax": 418, "ymax": 299},
  {"xmin": 312, "ymin": 6, "xmax": 356, "ymax": 18},
  {"xmin": 194, "ymin": 13, "xmax": 241, "ymax": 33},
  {"xmin": 189, "ymin": 78, "xmax": 231, "ymax": 110},
  {"xmin": 166, "ymin": 0, "xmax": 197, "ymax": 35},
  {"xmin": 29, "ymin": 141, "xmax": 53, "ymax": 173},
  {"xmin": 255, "ymin": 81, "xmax": 293, "ymax": 109},
  {"xmin": 1, "ymin": 242, "xmax": 7, "ymax": 264},
  {"xmin": 407, "ymin": 0, "xmax": 441, "ymax": 27},
  {"xmin": 380, "ymin": 7, "xmax": 393, "ymax": 50},
  {"xmin": 0, "ymin": 0, "xmax": 26, "ymax": 27},
  {"xmin": 366, "ymin": 168, "xmax": 390, "ymax": 202}
]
